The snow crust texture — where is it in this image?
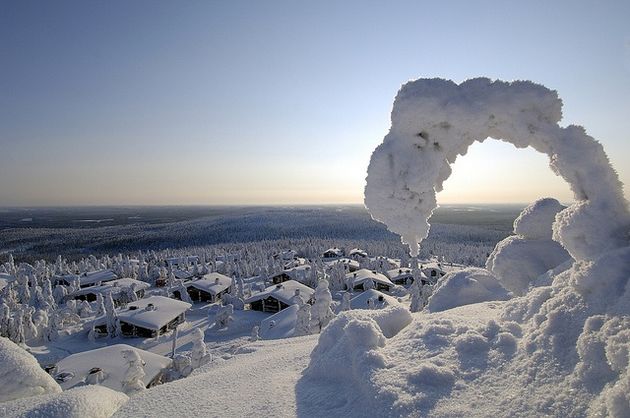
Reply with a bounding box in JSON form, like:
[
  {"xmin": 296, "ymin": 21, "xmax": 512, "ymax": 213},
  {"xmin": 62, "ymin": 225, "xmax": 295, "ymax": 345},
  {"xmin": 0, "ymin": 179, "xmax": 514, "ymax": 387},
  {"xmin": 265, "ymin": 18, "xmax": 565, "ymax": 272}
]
[{"xmin": 364, "ymin": 78, "xmax": 629, "ymax": 261}]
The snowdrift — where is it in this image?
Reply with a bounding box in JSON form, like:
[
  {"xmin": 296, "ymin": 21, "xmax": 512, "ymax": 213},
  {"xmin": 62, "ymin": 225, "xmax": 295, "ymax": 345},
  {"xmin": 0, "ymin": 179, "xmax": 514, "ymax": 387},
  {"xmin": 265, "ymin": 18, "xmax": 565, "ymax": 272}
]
[{"xmin": 0, "ymin": 336, "xmax": 61, "ymax": 402}]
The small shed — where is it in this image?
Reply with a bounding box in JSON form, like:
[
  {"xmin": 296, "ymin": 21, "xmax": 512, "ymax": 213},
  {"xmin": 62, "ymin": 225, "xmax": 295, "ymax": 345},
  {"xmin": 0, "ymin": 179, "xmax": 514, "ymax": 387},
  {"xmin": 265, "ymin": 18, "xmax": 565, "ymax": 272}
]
[
  {"xmin": 421, "ymin": 263, "xmax": 446, "ymax": 283},
  {"xmin": 346, "ymin": 269, "xmax": 394, "ymax": 292},
  {"xmin": 78, "ymin": 269, "xmax": 118, "ymax": 288},
  {"xmin": 271, "ymin": 265, "xmax": 312, "ymax": 285},
  {"xmin": 245, "ymin": 280, "xmax": 315, "ymax": 313},
  {"xmin": 348, "ymin": 248, "xmax": 368, "ymax": 260},
  {"xmin": 53, "ymin": 344, "xmax": 172, "ymax": 391},
  {"xmin": 324, "ymin": 258, "xmax": 360, "ymax": 272},
  {"xmin": 183, "ymin": 273, "xmax": 233, "ymax": 303}
]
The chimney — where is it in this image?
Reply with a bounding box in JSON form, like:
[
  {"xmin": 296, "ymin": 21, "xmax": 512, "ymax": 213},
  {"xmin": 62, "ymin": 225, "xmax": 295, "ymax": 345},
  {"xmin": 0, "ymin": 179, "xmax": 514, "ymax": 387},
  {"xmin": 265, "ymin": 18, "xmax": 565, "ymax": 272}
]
[{"xmin": 294, "ymin": 289, "xmax": 300, "ymax": 296}]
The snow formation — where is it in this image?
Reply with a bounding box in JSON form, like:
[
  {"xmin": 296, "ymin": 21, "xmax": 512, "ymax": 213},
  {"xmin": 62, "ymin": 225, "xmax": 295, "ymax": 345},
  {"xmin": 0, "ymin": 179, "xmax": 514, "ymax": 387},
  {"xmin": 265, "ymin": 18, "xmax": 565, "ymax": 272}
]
[
  {"xmin": 297, "ymin": 77, "xmax": 630, "ymax": 417},
  {"xmin": 364, "ymin": 78, "xmax": 629, "ymax": 261}
]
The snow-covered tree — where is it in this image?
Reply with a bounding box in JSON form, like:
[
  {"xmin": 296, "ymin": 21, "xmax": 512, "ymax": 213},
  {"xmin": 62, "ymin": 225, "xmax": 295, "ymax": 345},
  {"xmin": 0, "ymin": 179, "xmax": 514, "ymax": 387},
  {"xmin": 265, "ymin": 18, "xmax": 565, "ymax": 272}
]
[
  {"xmin": 293, "ymin": 303, "xmax": 312, "ymax": 336},
  {"xmin": 104, "ymin": 292, "xmax": 118, "ymax": 338},
  {"xmin": 214, "ymin": 304, "xmax": 233, "ymax": 329},
  {"xmin": 311, "ymin": 279, "xmax": 335, "ymax": 331},
  {"xmin": 177, "ymin": 281, "xmax": 192, "ymax": 305},
  {"xmin": 421, "ymin": 283, "xmax": 433, "ymax": 308},
  {"xmin": 52, "ymin": 285, "xmax": 67, "ymax": 306},
  {"xmin": 121, "ymin": 349, "xmax": 146, "ymax": 395},
  {"xmin": 190, "ymin": 328, "xmax": 208, "ymax": 368},
  {"xmin": 95, "ymin": 294, "xmax": 106, "ymax": 318},
  {"xmin": 250, "ymin": 325, "xmax": 259, "ymax": 342},
  {"xmin": 409, "ymin": 270, "xmax": 423, "ymax": 313},
  {"xmin": 78, "ymin": 300, "xmax": 92, "ymax": 318}
]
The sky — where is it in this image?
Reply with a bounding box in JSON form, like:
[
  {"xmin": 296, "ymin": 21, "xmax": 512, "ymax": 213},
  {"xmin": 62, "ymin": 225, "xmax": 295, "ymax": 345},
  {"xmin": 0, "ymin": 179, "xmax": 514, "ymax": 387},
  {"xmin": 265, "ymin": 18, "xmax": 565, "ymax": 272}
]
[{"xmin": 1, "ymin": 0, "xmax": 629, "ymax": 206}]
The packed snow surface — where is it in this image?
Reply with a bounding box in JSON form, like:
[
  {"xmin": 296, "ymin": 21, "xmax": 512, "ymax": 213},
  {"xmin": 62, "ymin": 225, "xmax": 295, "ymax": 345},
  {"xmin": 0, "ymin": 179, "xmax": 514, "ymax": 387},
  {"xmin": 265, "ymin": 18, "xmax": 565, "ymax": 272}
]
[
  {"xmin": 0, "ymin": 336, "xmax": 61, "ymax": 402},
  {"xmin": 364, "ymin": 78, "xmax": 630, "ymax": 260}
]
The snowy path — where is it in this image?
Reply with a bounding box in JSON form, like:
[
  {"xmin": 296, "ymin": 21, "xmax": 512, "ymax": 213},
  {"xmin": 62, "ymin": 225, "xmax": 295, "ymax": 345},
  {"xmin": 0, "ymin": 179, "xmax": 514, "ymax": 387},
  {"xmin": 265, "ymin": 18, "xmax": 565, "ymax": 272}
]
[{"xmin": 114, "ymin": 335, "xmax": 318, "ymax": 418}]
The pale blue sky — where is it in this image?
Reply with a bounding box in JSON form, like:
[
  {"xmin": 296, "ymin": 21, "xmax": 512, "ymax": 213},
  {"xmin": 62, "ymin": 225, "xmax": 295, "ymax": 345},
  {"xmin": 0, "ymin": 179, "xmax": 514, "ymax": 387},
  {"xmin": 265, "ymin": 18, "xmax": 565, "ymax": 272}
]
[{"xmin": 1, "ymin": 0, "xmax": 628, "ymax": 205}]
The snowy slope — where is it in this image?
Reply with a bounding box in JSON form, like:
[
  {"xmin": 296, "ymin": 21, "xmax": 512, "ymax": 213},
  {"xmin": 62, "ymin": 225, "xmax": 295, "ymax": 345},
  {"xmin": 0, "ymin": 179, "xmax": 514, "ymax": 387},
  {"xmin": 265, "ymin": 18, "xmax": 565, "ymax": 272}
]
[{"xmin": 114, "ymin": 336, "xmax": 319, "ymax": 418}]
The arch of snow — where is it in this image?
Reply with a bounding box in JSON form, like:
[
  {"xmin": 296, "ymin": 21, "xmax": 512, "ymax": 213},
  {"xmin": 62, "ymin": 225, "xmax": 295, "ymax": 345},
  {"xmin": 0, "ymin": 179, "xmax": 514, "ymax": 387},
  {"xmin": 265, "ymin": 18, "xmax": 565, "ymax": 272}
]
[{"xmin": 364, "ymin": 78, "xmax": 629, "ymax": 261}]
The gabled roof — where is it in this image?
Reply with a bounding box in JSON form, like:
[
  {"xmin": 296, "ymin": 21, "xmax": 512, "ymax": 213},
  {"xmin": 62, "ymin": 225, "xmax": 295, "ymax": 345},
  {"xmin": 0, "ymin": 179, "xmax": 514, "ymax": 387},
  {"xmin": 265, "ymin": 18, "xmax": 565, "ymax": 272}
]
[
  {"xmin": 173, "ymin": 269, "xmax": 194, "ymax": 281},
  {"xmin": 346, "ymin": 269, "xmax": 393, "ymax": 288},
  {"xmin": 259, "ymin": 304, "xmax": 299, "ymax": 340},
  {"xmin": 186, "ymin": 273, "xmax": 233, "ymax": 295},
  {"xmin": 116, "ymin": 296, "xmax": 191, "ymax": 330},
  {"xmin": 386, "ymin": 267, "xmax": 416, "ymax": 280},
  {"xmin": 324, "ymin": 258, "xmax": 359, "ymax": 270},
  {"xmin": 348, "ymin": 248, "xmax": 368, "ymax": 257},
  {"xmin": 79, "ymin": 269, "xmax": 118, "ymax": 287},
  {"xmin": 323, "ymin": 247, "xmax": 344, "ymax": 256},
  {"xmin": 54, "ymin": 344, "xmax": 172, "ymax": 392},
  {"xmin": 350, "ymin": 289, "xmax": 400, "ymax": 310},
  {"xmin": 71, "ymin": 278, "xmax": 150, "ymax": 298},
  {"xmin": 244, "ymin": 280, "xmax": 315, "ymax": 306}
]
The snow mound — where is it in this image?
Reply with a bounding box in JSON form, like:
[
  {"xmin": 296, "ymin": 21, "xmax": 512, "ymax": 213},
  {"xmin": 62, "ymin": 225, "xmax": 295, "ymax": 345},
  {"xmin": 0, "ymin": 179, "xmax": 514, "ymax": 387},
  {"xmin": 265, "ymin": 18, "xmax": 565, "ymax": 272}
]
[
  {"xmin": 426, "ymin": 268, "xmax": 511, "ymax": 312},
  {"xmin": 2, "ymin": 385, "xmax": 128, "ymax": 418},
  {"xmin": 513, "ymin": 198, "xmax": 565, "ymax": 240},
  {"xmin": 0, "ymin": 337, "xmax": 61, "ymax": 402},
  {"xmin": 487, "ymin": 198, "xmax": 572, "ymax": 295},
  {"xmin": 364, "ymin": 78, "xmax": 630, "ymax": 261}
]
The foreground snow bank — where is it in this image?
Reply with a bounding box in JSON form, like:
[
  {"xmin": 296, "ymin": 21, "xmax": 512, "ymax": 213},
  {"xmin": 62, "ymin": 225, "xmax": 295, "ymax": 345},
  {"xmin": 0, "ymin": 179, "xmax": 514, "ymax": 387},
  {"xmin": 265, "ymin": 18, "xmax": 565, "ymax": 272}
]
[
  {"xmin": 2, "ymin": 385, "xmax": 128, "ymax": 418},
  {"xmin": 0, "ymin": 337, "xmax": 61, "ymax": 402},
  {"xmin": 426, "ymin": 267, "xmax": 511, "ymax": 312}
]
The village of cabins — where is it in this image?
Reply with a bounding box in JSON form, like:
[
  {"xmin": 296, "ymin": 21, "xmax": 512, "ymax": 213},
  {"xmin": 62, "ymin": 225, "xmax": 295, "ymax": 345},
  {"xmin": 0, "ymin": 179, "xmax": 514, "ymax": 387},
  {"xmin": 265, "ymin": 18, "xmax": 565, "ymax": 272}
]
[{"xmin": 0, "ymin": 247, "xmax": 452, "ymax": 394}]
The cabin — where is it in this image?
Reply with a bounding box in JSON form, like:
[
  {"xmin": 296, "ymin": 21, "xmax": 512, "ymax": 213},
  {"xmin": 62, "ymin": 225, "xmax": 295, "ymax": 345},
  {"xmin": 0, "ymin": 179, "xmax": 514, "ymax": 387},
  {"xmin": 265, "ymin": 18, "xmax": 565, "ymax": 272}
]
[
  {"xmin": 52, "ymin": 344, "xmax": 172, "ymax": 392},
  {"xmin": 245, "ymin": 280, "xmax": 315, "ymax": 313},
  {"xmin": 273, "ymin": 249, "xmax": 298, "ymax": 261},
  {"xmin": 77, "ymin": 269, "xmax": 118, "ymax": 288},
  {"xmin": 373, "ymin": 256, "xmax": 400, "ymax": 271},
  {"xmin": 350, "ymin": 289, "xmax": 400, "ymax": 310},
  {"xmin": 322, "ymin": 247, "xmax": 344, "ymax": 259},
  {"xmin": 386, "ymin": 268, "xmax": 413, "ymax": 285},
  {"xmin": 421, "ymin": 263, "xmax": 446, "ymax": 283},
  {"xmin": 348, "ymin": 248, "xmax": 368, "ymax": 260},
  {"xmin": 324, "ymin": 257, "xmax": 360, "ymax": 273},
  {"xmin": 283, "ymin": 257, "xmax": 307, "ymax": 270},
  {"xmin": 271, "ymin": 264, "xmax": 312, "ymax": 285},
  {"xmin": 346, "ymin": 269, "xmax": 394, "ymax": 292},
  {"xmin": 181, "ymin": 273, "xmax": 233, "ymax": 303},
  {"xmin": 51, "ymin": 273, "xmax": 80, "ymax": 287},
  {"xmin": 67, "ymin": 278, "xmax": 149, "ymax": 305},
  {"xmin": 95, "ymin": 296, "xmax": 191, "ymax": 338},
  {"xmin": 165, "ymin": 256, "xmax": 200, "ymax": 268}
]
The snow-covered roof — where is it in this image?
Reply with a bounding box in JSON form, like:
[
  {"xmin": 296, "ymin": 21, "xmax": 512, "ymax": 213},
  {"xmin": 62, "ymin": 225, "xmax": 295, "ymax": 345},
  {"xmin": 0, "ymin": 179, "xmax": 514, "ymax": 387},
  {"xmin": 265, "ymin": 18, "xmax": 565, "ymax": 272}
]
[
  {"xmin": 245, "ymin": 280, "xmax": 315, "ymax": 306},
  {"xmin": 346, "ymin": 269, "xmax": 393, "ymax": 288},
  {"xmin": 386, "ymin": 267, "xmax": 414, "ymax": 280},
  {"xmin": 324, "ymin": 258, "xmax": 359, "ymax": 270},
  {"xmin": 372, "ymin": 256, "xmax": 401, "ymax": 268},
  {"xmin": 71, "ymin": 278, "xmax": 150, "ymax": 298},
  {"xmin": 350, "ymin": 289, "xmax": 400, "ymax": 310},
  {"xmin": 115, "ymin": 296, "xmax": 191, "ymax": 331},
  {"xmin": 165, "ymin": 256, "xmax": 199, "ymax": 265},
  {"xmin": 186, "ymin": 273, "xmax": 233, "ymax": 295},
  {"xmin": 323, "ymin": 247, "xmax": 344, "ymax": 256},
  {"xmin": 348, "ymin": 248, "xmax": 368, "ymax": 257},
  {"xmin": 79, "ymin": 269, "xmax": 118, "ymax": 287},
  {"xmin": 259, "ymin": 304, "xmax": 299, "ymax": 340},
  {"xmin": 54, "ymin": 344, "xmax": 172, "ymax": 392}
]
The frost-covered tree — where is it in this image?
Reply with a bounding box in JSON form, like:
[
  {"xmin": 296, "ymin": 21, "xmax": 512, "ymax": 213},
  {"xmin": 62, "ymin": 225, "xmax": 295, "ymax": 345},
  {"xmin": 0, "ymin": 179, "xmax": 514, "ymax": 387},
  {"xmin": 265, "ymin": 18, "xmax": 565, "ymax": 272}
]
[
  {"xmin": 0, "ymin": 302, "xmax": 10, "ymax": 337},
  {"xmin": 104, "ymin": 292, "xmax": 118, "ymax": 338},
  {"xmin": 250, "ymin": 325, "xmax": 259, "ymax": 342},
  {"xmin": 78, "ymin": 300, "xmax": 92, "ymax": 318},
  {"xmin": 94, "ymin": 294, "xmax": 106, "ymax": 318},
  {"xmin": 23, "ymin": 308, "xmax": 38, "ymax": 341},
  {"xmin": 190, "ymin": 328, "xmax": 208, "ymax": 368},
  {"xmin": 311, "ymin": 279, "xmax": 335, "ymax": 331},
  {"xmin": 214, "ymin": 304, "xmax": 233, "ymax": 329},
  {"xmin": 294, "ymin": 303, "xmax": 312, "ymax": 336},
  {"xmin": 121, "ymin": 349, "xmax": 146, "ymax": 395},
  {"xmin": 52, "ymin": 285, "xmax": 67, "ymax": 306},
  {"xmin": 420, "ymin": 283, "xmax": 433, "ymax": 308},
  {"xmin": 41, "ymin": 278, "xmax": 56, "ymax": 309},
  {"xmin": 409, "ymin": 270, "xmax": 423, "ymax": 313},
  {"xmin": 177, "ymin": 281, "xmax": 192, "ymax": 305},
  {"xmin": 44, "ymin": 312, "xmax": 59, "ymax": 342}
]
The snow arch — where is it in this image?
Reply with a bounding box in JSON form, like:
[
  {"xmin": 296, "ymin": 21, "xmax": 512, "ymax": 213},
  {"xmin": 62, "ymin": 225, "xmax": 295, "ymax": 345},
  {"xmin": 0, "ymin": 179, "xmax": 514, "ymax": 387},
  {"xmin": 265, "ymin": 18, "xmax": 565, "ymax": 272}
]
[{"xmin": 365, "ymin": 78, "xmax": 629, "ymax": 261}]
